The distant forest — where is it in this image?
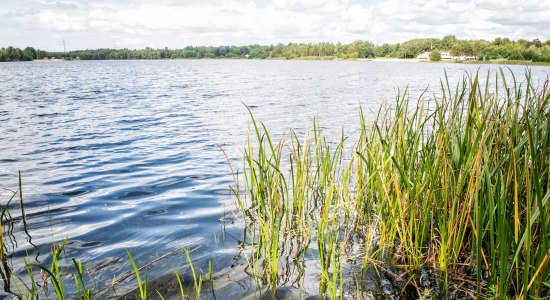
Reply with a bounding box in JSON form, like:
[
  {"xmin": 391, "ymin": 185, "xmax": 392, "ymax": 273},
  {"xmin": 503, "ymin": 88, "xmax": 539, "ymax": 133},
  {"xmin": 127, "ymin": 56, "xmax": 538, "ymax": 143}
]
[{"xmin": 2, "ymin": 35, "xmax": 550, "ymax": 62}]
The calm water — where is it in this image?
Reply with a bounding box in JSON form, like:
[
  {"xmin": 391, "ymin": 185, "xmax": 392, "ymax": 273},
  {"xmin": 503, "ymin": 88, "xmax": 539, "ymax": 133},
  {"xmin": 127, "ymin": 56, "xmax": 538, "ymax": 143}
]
[{"xmin": 0, "ymin": 60, "xmax": 548, "ymax": 296}]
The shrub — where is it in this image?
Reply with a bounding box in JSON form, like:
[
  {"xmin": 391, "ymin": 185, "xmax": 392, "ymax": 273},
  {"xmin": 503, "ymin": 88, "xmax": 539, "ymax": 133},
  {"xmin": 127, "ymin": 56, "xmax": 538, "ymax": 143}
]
[{"xmin": 429, "ymin": 49, "xmax": 441, "ymax": 61}]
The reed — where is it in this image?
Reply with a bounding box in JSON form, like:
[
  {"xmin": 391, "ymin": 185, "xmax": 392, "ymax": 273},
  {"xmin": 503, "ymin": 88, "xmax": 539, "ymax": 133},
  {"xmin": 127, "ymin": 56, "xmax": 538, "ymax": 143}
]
[
  {"xmin": 232, "ymin": 69, "xmax": 549, "ymax": 298},
  {"xmin": 127, "ymin": 249, "xmax": 147, "ymax": 300}
]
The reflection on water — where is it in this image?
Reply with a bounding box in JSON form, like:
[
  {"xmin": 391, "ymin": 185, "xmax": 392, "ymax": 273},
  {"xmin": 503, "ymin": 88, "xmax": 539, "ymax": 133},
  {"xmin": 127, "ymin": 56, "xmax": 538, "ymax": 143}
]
[{"xmin": 0, "ymin": 60, "xmax": 547, "ymax": 296}]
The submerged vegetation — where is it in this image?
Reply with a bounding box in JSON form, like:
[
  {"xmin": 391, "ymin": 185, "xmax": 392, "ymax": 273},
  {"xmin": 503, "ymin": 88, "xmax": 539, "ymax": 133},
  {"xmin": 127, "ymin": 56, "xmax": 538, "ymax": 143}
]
[
  {"xmin": 1, "ymin": 70, "xmax": 548, "ymax": 299},
  {"xmin": 2, "ymin": 35, "xmax": 550, "ymax": 63},
  {"xmin": 231, "ymin": 70, "xmax": 549, "ymax": 298}
]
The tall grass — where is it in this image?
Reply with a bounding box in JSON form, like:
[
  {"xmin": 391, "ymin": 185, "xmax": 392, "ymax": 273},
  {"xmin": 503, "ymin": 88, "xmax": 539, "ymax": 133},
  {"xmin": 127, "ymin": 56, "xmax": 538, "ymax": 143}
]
[{"xmin": 232, "ymin": 70, "xmax": 549, "ymax": 298}]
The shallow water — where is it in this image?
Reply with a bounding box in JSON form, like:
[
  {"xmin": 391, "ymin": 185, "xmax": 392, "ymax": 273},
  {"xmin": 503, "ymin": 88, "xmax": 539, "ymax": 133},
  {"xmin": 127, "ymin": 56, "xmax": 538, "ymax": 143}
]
[{"xmin": 0, "ymin": 60, "xmax": 548, "ymax": 297}]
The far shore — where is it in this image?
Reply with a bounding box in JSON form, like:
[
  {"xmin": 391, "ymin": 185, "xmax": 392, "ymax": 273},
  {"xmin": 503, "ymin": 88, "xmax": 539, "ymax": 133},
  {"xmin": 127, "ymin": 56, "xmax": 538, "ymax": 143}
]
[
  {"xmin": 363, "ymin": 57, "xmax": 550, "ymax": 66},
  {"xmin": 32, "ymin": 58, "xmax": 65, "ymax": 62},
  {"xmin": 366, "ymin": 58, "xmax": 419, "ymax": 62},
  {"xmin": 28, "ymin": 57, "xmax": 550, "ymax": 66}
]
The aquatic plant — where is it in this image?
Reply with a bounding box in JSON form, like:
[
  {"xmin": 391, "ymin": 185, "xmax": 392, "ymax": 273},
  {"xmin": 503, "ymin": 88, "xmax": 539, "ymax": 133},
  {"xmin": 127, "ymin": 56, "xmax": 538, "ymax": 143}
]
[{"xmin": 232, "ymin": 69, "xmax": 549, "ymax": 299}]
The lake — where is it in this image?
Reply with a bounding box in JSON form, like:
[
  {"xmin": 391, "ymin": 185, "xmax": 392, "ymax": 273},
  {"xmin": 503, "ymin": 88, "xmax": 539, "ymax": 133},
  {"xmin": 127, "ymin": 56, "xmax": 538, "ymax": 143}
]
[{"xmin": 0, "ymin": 60, "xmax": 548, "ymax": 297}]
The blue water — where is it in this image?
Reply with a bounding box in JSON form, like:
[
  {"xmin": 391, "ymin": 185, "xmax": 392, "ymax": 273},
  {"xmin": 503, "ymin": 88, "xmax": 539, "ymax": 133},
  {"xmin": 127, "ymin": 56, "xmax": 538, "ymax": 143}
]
[{"xmin": 0, "ymin": 60, "xmax": 548, "ymax": 296}]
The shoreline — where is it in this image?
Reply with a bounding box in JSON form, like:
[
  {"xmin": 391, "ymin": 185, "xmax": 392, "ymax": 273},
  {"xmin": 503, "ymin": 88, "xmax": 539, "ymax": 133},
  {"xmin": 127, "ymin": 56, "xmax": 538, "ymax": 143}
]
[
  {"xmin": 32, "ymin": 58, "xmax": 65, "ymax": 62},
  {"xmin": 23, "ymin": 57, "xmax": 550, "ymax": 66}
]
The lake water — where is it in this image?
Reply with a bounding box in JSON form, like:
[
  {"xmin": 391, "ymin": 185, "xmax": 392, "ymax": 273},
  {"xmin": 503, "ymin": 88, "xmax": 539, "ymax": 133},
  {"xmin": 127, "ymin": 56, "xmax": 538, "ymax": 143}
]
[{"xmin": 0, "ymin": 60, "xmax": 548, "ymax": 297}]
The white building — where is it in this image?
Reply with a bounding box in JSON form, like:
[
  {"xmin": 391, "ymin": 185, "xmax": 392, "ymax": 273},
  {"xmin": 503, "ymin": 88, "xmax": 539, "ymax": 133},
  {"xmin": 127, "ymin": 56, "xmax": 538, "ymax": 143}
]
[
  {"xmin": 417, "ymin": 51, "xmax": 430, "ymax": 60},
  {"xmin": 457, "ymin": 55, "xmax": 477, "ymax": 60},
  {"xmin": 440, "ymin": 51, "xmax": 452, "ymax": 59},
  {"xmin": 416, "ymin": 51, "xmax": 453, "ymax": 60}
]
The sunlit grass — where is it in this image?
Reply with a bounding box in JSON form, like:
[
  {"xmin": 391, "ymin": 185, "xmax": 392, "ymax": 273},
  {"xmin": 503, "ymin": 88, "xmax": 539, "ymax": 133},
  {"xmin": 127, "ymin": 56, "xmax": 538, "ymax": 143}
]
[{"xmin": 232, "ymin": 69, "xmax": 549, "ymax": 298}]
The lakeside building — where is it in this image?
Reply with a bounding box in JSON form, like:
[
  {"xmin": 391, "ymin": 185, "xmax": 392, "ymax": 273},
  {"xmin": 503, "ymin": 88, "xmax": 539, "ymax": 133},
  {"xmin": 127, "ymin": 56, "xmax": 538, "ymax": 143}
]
[
  {"xmin": 456, "ymin": 55, "xmax": 478, "ymax": 60},
  {"xmin": 416, "ymin": 51, "xmax": 477, "ymax": 60},
  {"xmin": 440, "ymin": 51, "xmax": 452, "ymax": 59},
  {"xmin": 417, "ymin": 51, "xmax": 430, "ymax": 60}
]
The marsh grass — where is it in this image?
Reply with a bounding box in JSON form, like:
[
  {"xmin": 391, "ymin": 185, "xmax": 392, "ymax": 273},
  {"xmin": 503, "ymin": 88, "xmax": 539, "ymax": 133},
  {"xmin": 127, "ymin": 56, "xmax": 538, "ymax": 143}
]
[{"xmin": 232, "ymin": 69, "xmax": 549, "ymax": 299}]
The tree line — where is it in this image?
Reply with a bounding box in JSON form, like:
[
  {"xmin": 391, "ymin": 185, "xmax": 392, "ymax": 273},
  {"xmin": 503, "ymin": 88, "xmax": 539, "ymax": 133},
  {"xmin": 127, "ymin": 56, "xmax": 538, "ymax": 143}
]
[
  {"xmin": 2, "ymin": 35, "xmax": 550, "ymax": 62},
  {"xmin": 0, "ymin": 46, "xmax": 48, "ymax": 62}
]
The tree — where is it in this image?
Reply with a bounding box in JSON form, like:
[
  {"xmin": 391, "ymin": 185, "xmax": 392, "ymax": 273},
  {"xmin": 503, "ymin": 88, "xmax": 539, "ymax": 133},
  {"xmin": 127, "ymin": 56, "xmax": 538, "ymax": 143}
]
[
  {"xmin": 3, "ymin": 36, "xmax": 549, "ymax": 63},
  {"xmin": 352, "ymin": 40, "xmax": 375, "ymax": 58},
  {"xmin": 429, "ymin": 50, "xmax": 441, "ymax": 61},
  {"xmin": 5, "ymin": 46, "xmax": 23, "ymax": 61},
  {"xmin": 440, "ymin": 35, "xmax": 458, "ymax": 50},
  {"xmin": 374, "ymin": 43, "xmax": 392, "ymax": 57},
  {"xmin": 23, "ymin": 47, "xmax": 37, "ymax": 60},
  {"xmin": 397, "ymin": 39, "xmax": 434, "ymax": 58},
  {"xmin": 531, "ymin": 39, "xmax": 542, "ymax": 48}
]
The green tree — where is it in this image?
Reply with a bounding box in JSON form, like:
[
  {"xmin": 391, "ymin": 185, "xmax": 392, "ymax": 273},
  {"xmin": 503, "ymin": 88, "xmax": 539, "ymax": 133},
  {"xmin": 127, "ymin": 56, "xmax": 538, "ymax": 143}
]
[
  {"xmin": 531, "ymin": 38, "xmax": 542, "ymax": 48},
  {"xmin": 396, "ymin": 39, "xmax": 434, "ymax": 58},
  {"xmin": 5, "ymin": 47, "xmax": 23, "ymax": 61},
  {"xmin": 374, "ymin": 43, "xmax": 392, "ymax": 57},
  {"xmin": 429, "ymin": 50, "xmax": 441, "ymax": 61},
  {"xmin": 4, "ymin": 35, "xmax": 549, "ymax": 63},
  {"xmin": 352, "ymin": 40, "xmax": 375, "ymax": 58},
  {"xmin": 23, "ymin": 47, "xmax": 37, "ymax": 60},
  {"xmin": 440, "ymin": 35, "xmax": 458, "ymax": 50}
]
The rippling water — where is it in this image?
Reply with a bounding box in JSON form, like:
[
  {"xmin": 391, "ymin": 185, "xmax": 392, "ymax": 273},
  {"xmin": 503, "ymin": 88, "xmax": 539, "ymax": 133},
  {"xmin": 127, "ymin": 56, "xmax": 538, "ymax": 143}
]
[{"xmin": 0, "ymin": 60, "xmax": 548, "ymax": 296}]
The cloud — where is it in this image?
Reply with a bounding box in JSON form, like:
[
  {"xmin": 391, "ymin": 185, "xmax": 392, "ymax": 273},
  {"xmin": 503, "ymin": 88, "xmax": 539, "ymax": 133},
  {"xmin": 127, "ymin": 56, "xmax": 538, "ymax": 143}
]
[
  {"xmin": 39, "ymin": 11, "xmax": 87, "ymax": 31},
  {"xmin": 271, "ymin": 0, "xmax": 348, "ymax": 12},
  {"xmin": 117, "ymin": 37, "xmax": 142, "ymax": 47},
  {"xmin": 1, "ymin": 0, "xmax": 548, "ymax": 50},
  {"xmin": 54, "ymin": 1, "xmax": 78, "ymax": 9}
]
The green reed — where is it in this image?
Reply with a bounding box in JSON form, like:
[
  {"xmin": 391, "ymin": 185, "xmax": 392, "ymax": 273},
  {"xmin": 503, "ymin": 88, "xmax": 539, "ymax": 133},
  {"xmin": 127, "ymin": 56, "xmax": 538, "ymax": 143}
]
[{"xmin": 232, "ymin": 69, "xmax": 549, "ymax": 298}]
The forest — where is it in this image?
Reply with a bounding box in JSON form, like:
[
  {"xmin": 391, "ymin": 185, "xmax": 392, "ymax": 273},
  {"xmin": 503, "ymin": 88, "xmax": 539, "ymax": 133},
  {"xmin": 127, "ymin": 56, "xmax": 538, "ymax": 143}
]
[{"xmin": 1, "ymin": 35, "xmax": 550, "ymax": 62}]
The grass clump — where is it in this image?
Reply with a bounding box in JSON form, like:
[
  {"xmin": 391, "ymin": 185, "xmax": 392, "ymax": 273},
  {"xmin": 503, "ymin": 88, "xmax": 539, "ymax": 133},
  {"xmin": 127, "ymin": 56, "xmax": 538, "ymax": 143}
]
[{"xmin": 232, "ymin": 69, "xmax": 549, "ymax": 299}]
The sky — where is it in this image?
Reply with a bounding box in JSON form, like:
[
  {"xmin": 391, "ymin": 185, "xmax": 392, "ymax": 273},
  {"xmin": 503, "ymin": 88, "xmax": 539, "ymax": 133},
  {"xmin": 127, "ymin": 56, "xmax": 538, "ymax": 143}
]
[{"xmin": 0, "ymin": 0, "xmax": 549, "ymax": 51}]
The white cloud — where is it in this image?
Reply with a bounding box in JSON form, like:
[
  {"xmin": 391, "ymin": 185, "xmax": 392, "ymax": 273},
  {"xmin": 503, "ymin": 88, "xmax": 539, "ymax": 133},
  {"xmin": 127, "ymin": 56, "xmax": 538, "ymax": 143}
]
[
  {"xmin": 117, "ymin": 37, "xmax": 142, "ymax": 47},
  {"xmin": 39, "ymin": 11, "xmax": 87, "ymax": 31},
  {"xmin": 271, "ymin": 0, "xmax": 348, "ymax": 12},
  {"xmin": 1, "ymin": 0, "xmax": 548, "ymax": 50}
]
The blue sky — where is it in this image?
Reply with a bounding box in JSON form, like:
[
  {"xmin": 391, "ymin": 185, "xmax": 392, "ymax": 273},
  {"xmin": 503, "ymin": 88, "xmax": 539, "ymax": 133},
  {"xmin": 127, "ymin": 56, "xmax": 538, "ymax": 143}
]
[{"xmin": 1, "ymin": 0, "xmax": 548, "ymax": 51}]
